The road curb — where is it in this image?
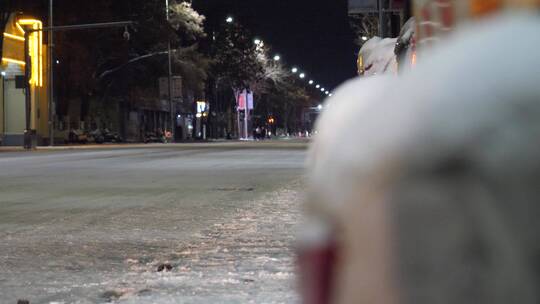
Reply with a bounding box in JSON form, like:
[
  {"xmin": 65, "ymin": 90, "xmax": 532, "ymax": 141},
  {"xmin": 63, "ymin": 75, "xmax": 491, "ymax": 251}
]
[{"xmin": 0, "ymin": 139, "xmax": 310, "ymax": 153}]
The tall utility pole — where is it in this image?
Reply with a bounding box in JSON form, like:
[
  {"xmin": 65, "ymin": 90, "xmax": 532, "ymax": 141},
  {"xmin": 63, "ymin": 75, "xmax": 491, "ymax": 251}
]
[
  {"xmin": 165, "ymin": 0, "xmax": 175, "ymax": 142},
  {"xmin": 48, "ymin": 0, "xmax": 54, "ymax": 146},
  {"xmin": 23, "ymin": 30, "xmax": 32, "ymax": 149},
  {"xmin": 23, "ymin": 21, "xmax": 134, "ymax": 150},
  {"xmin": 378, "ymin": 0, "xmax": 385, "ymax": 37}
]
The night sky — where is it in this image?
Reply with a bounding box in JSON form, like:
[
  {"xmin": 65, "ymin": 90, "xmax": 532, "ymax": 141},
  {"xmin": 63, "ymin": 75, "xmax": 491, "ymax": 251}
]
[
  {"xmin": 193, "ymin": 0, "xmax": 358, "ymax": 91},
  {"xmin": 4, "ymin": 0, "xmax": 359, "ymax": 92}
]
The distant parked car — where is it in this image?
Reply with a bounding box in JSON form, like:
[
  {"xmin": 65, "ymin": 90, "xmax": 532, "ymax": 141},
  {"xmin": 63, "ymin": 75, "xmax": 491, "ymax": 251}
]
[
  {"xmin": 66, "ymin": 129, "xmax": 88, "ymax": 144},
  {"xmin": 144, "ymin": 131, "xmax": 165, "ymax": 143}
]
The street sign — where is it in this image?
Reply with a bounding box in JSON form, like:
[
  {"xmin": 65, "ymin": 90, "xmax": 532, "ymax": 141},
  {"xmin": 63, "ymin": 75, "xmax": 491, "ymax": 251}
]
[
  {"xmin": 348, "ymin": 0, "xmax": 378, "ymax": 13},
  {"xmin": 348, "ymin": 0, "xmax": 404, "ymax": 13},
  {"xmin": 196, "ymin": 101, "xmax": 207, "ymax": 113}
]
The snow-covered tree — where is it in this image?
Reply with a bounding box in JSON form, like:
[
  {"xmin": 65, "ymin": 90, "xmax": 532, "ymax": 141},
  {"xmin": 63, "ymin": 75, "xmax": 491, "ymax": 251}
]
[
  {"xmin": 212, "ymin": 21, "xmax": 264, "ymax": 92},
  {"xmin": 254, "ymin": 43, "xmax": 288, "ymax": 85},
  {"xmin": 349, "ymin": 14, "xmax": 379, "ymax": 46},
  {"xmin": 168, "ymin": 1, "xmax": 206, "ymax": 41}
]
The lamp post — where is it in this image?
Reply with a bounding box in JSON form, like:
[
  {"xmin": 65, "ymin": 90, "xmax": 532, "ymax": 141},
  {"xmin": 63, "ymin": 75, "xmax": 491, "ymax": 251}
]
[
  {"xmin": 48, "ymin": 0, "xmax": 54, "ymax": 146},
  {"xmin": 165, "ymin": 0, "xmax": 175, "ymax": 142},
  {"xmin": 378, "ymin": 0, "xmax": 387, "ymax": 37},
  {"xmin": 23, "ymin": 30, "xmax": 32, "ymax": 149},
  {"xmin": 22, "ymin": 21, "xmax": 134, "ymax": 149}
]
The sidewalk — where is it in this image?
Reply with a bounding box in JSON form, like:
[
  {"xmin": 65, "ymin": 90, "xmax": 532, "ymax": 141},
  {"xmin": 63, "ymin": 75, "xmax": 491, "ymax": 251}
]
[
  {"xmin": 0, "ymin": 142, "xmax": 213, "ymax": 152},
  {"xmin": 0, "ymin": 138, "xmax": 310, "ymax": 153}
]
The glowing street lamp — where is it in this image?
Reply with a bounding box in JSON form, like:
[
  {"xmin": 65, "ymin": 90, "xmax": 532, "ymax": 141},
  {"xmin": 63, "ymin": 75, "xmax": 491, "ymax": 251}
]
[
  {"xmin": 316, "ymin": 84, "xmax": 320, "ymax": 88},
  {"xmin": 254, "ymin": 38, "xmax": 262, "ymax": 45},
  {"xmin": 299, "ymin": 73, "xmax": 305, "ymax": 79},
  {"xmin": 362, "ymin": 36, "xmax": 368, "ymax": 41},
  {"xmin": 226, "ymin": 16, "xmax": 234, "ymax": 23},
  {"xmin": 309, "ymin": 80, "xmax": 314, "ymax": 85},
  {"xmin": 321, "ymin": 88, "xmax": 325, "ymax": 92},
  {"xmin": 273, "ymin": 55, "xmax": 281, "ymax": 61},
  {"xmin": 291, "ymin": 67, "xmax": 298, "ymax": 73},
  {"xmin": 317, "ymin": 104, "xmax": 323, "ymax": 110}
]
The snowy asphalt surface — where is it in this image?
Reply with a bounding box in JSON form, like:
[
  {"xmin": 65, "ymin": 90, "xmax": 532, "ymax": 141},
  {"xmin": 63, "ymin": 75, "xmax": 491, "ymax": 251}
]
[{"xmin": 0, "ymin": 141, "xmax": 308, "ymax": 303}]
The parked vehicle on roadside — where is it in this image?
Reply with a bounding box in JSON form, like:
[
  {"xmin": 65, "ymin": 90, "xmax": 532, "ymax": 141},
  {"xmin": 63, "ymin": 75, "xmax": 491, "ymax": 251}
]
[
  {"xmin": 101, "ymin": 128, "xmax": 122, "ymax": 143},
  {"xmin": 66, "ymin": 129, "xmax": 88, "ymax": 144},
  {"xmin": 144, "ymin": 131, "xmax": 165, "ymax": 143},
  {"xmin": 87, "ymin": 129, "xmax": 105, "ymax": 144}
]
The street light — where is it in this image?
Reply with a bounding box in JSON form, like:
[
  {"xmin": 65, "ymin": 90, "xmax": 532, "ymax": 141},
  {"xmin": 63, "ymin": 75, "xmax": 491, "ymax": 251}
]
[
  {"xmin": 316, "ymin": 84, "xmax": 320, "ymax": 88},
  {"xmin": 254, "ymin": 38, "xmax": 261, "ymax": 45},
  {"xmin": 20, "ymin": 20, "xmax": 135, "ymax": 149},
  {"xmin": 362, "ymin": 36, "xmax": 368, "ymax": 41},
  {"xmin": 325, "ymin": 91, "xmax": 329, "ymax": 94},
  {"xmin": 309, "ymin": 80, "xmax": 314, "ymax": 85},
  {"xmin": 166, "ymin": 0, "xmax": 175, "ymax": 142},
  {"xmin": 226, "ymin": 16, "xmax": 234, "ymax": 23},
  {"xmin": 317, "ymin": 104, "xmax": 323, "ymax": 110},
  {"xmin": 49, "ymin": 0, "xmax": 54, "ymax": 146},
  {"xmin": 329, "ymin": 93, "xmax": 333, "ymax": 97},
  {"xmin": 291, "ymin": 67, "xmax": 298, "ymax": 73},
  {"xmin": 299, "ymin": 73, "xmax": 305, "ymax": 79},
  {"xmin": 321, "ymin": 88, "xmax": 325, "ymax": 92},
  {"xmin": 273, "ymin": 55, "xmax": 280, "ymax": 61}
]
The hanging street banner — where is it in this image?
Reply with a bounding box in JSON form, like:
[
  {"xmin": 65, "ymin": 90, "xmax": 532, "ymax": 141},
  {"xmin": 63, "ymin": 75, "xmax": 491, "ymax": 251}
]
[
  {"xmin": 236, "ymin": 90, "xmax": 247, "ymax": 110},
  {"xmin": 247, "ymin": 91, "xmax": 254, "ymax": 110}
]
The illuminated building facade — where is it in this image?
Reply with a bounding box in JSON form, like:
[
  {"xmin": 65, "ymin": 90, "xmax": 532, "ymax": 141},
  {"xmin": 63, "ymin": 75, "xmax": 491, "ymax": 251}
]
[{"xmin": 1, "ymin": 13, "xmax": 49, "ymax": 146}]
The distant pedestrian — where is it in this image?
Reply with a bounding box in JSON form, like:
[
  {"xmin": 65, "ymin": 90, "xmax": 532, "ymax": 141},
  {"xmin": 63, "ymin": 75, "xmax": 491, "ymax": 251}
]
[
  {"xmin": 255, "ymin": 127, "xmax": 261, "ymax": 140},
  {"xmin": 165, "ymin": 130, "xmax": 172, "ymax": 143}
]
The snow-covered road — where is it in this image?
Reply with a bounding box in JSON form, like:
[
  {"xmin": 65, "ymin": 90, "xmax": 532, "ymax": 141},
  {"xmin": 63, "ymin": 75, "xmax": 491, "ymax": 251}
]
[{"xmin": 0, "ymin": 142, "xmax": 307, "ymax": 303}]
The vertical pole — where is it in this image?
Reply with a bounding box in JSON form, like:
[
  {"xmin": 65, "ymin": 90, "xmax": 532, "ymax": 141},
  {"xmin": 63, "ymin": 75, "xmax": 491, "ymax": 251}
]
[
  {"xmin": 237, "ymin": 108, "xmax": 240, "ymax": 139},
  {"xmin": 166, "ymin": 0, "xmax": 175, "ymax": 143},
  {"xmin": 24, "ymin": 31, "xmax": 31, "ymax": 150},
  {"xmin": 244, "ymin": 109, "xmax": 248, "ymax": 139},
  {"xmin": 236, "ymin": 91, "xmax": 241, "ymax": 139},
  {"xmin": 48, "ymin": 0, "xmax": 54, "ymax": 146},
  {"xmin": 378, "ymin": 0, "xmax": 384, "ymax": 37}
]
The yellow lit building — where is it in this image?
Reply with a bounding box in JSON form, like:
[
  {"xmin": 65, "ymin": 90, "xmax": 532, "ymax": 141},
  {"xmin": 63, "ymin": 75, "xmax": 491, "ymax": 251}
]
[{"xmin": 1, "ymin": 13, "xmax": 49, "ymax": 146}]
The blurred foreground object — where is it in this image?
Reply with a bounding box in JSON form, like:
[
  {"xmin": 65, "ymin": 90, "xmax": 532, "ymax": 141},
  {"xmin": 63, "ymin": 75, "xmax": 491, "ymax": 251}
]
[
  {"xmin": 397, "ymin": 0, "xmax": 540, "ymax": 72},
  {"xmin": 301, "ymin": 9, "xmax": 540, "ymax": 304}
]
